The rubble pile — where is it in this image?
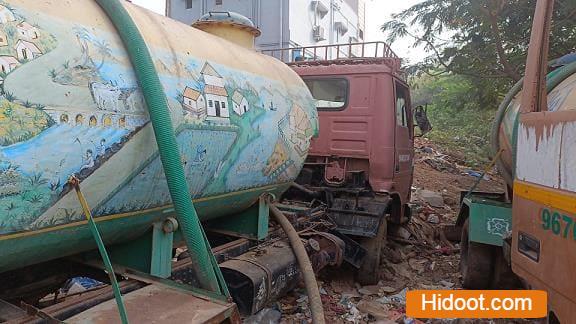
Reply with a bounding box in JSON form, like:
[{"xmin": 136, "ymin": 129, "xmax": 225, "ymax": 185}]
[
  {"xmin": 265, "ymin": 138, "xmax": 514, "ymax": 323},
  {"xmin": 241, "ymin": 137, "xmax": 536, "ymax": 323}
]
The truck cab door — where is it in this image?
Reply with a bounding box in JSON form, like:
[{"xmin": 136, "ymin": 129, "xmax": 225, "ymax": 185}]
[{"xmin": 394, "ymin": 81, "xmax": 414, "ymax": 202}]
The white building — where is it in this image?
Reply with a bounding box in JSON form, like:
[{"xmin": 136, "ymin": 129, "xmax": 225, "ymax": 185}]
[
  {"xmin": 167, "ymin": 0, "xmax": 365, "ymax": 59},
  {"xmin": 0, "ymin": 5, "xmax": 15, "ymax": 24},
  {"xmin": 183, "ymin": 86, "xmax": 207, "ymax": 120},
  {"xmin": 232, "ymin": 90, "xmax": 249, "ymax": 116},
  {"xmin": 0, "ymin": 56, "xmax": 19, "ymax": 74},
  {"xmin": 15, "ymin": 39, "xmax": 42, "ymax": 61},
  {"xmin": 16, "ymin": 21, "xmax": 39, "ymax": 40},
  {"xmin": 201, "ymin": 62, "xmax": 230, "ymax": 124}
]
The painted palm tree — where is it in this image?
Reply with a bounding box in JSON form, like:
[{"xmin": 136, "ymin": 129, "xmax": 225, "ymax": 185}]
[
  {"xmin": 95, "ymin": 39, "xmax": 112, "ymax": 71},
  {"xmin": 73, "ymin": 27, "xmax": 94, "ymax": 68}
]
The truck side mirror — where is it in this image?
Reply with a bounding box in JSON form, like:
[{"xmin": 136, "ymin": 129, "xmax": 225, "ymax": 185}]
[{"xmin": 414, "ymin": 105, "xmax": 432, "ymax": 136}]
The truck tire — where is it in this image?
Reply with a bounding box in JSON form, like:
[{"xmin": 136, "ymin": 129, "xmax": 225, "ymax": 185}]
[
  {"xmin": 460, "ymin": 219, "xmax": 495, "ymax": 289},
  {"xmin": 356, "ymin": 218, "xmax": 387, "ymax": 285},
  {"xmin": 491, "ymin": 250, "xmax": 521, "ymax": 289}
]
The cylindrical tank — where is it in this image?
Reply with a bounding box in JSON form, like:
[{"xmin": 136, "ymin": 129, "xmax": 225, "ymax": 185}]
[
  {"xmin": 0, "ymin": 1, "xmax": 317, "ymax": 273},
  {"xmin": 493, "ymin": 64, "xmax": 576, "ymax": 187}
]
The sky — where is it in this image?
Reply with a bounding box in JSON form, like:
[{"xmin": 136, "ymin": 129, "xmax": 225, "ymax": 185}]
[
  {"xmin": 130, "ymin": 0, "xmax": 427, "ymax": 62},
  {"xmin": 365, "ymin": 0, "xmax": 427, "ymax": 63},
  {"xmin": 130, "ymin": 0, "xmax": 164, "ymax": 15}
]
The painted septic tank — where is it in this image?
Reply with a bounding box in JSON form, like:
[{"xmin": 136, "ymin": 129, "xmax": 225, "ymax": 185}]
[
  {"xmin": 0, "ymin": 1, "xmax": 317, "ymax": 272},
  {"xmin": 495, "ymin": 68, "xmax": 576, "ymax": 186}
]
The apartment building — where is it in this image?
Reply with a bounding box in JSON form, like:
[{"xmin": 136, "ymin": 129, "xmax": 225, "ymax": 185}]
[{"xmin": 166, "ymin": 0, "xmax": 365, "ymax": 54}]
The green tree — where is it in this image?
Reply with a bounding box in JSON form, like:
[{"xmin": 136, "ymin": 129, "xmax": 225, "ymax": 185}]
[
  {"xmin": 383, "ymin": 0, "xmax": 576, "ymax": 108},
  {"xmin": 412, "ymin": 73, "xmax": 497, "ymax": 164}
]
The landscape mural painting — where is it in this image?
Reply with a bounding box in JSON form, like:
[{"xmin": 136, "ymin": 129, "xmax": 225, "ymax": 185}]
[{"xmin": 0, "ymin": 2, "xmax": 317, "ymax": 235}]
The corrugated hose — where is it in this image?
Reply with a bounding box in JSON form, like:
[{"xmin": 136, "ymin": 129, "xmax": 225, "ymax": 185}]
[
  {"xmin": 269, "ymin": 202, "xmax": 326, "ymax": 324},
  {"xmin": 94, "ymin": 0, "xmax": 226, "ymax": 295}
]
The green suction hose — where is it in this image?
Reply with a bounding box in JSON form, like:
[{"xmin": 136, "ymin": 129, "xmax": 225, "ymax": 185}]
[
  {"xmin": 94, "ymin": 0, "xmax": 223, "ymax": 294},
  {"xmin": 70, "ymin": 176, "xmax": 129, "ymax": 324}
]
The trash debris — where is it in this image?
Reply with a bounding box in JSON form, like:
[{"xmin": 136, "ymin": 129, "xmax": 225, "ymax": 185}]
[
  {"xmin": 380, "ymin": 286, "xmax": 397, "ymax": 293},
  {"xmin": 341, "ymin": 289, "xmax": 362, "ymax": 299},
  {"xmin": 344, "ymin": 304, "xmax": 361, "ymax": 323},
  {"xmin": 408, "ymin": 258, "xmax": 427, "ymax": 274},
  {"xmin": 418, "ymin": 189, "xmax": 445, "ymax": 208},
  {"xmin": 376, "ymin": 287, "xmax": 408, "ymax": 305},
  {"xmin": 440, "ymin": 280, "xmax": 455, "ymax": 288},
  {"xmin": 356, "ymin": 300, "xmax": 390, "ymax": 320},
  {"xmin": 391, "ymin": 225, "xmax": 412, "ymax": 240},
  {"xmin": 389, "ymin": 262, "xmax": 412, "ymax": 279},
  {"xmin": 358, "ymin": 285, "xmax": 381, "ymax": 296},
  {"xmin": 244, "ymin": 308, "xmax": 282, "ymax": 324},
  {"xmin": 421, "ymin": 146, "xmax": 434, "ymax": 154},
  {"xmin": 296, "ymin": 295, "xmax": 308, "ymax": 303},
  {"xmin": 276, "ymin": 137, "xmax": 507, "ymax": 323},
  {"xmin": 339, "ymin": 296, "xmax": 362, "ymax": 323},
  {"xmin": 423, "ymin": 158, "xmax": 460, "ymax": 174},
  {"xmin": 465, "ymin": 170, "xmax": 483, "ymax": 178},
  {"xmin": 427, "ymin": 214, "xmax": 440, "ymax": 224},
  {"xmin": 63, "ymin": 277, "xmax": 103, "ymax": 295},
  {"xmin": 374, "ymin": 320, "xmax": 397, "ymax": 324}
]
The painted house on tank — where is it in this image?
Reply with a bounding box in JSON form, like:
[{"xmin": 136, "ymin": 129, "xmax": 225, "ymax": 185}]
[
  {"xmin": 0, "ymin": 55, "xmax": 19, "ymax": 74},
  {"xmin": 280, "ymin": 104, "xmax": 314, "ymax": 157},
  {"xmin": 0, "ymin": 5, "xmax": 15, "ymax": 24},
  {"xmin": 16, "ymin": 21, "xmax": 39, "ymax": 39},
  {"xmin": 183, "ymin": 86, "xmax": 207, "ymax": 120},
  {"xmin": 201, "ymin": 62, "xmax": 230, "ymax": 124},
  {"xmin": 15, "ymin": 39, "xmax": 42, "ymax": 60},
  {"xmin": 0, "ymin": 30, "xmax": 8, "ymax": 47},
  {"xmin": 232, "ymin": 90, "xmax": 249, "ymax": 116}
]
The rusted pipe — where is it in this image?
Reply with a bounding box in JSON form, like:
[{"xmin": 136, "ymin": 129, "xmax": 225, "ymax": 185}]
[
  {"xmin": 268, "ymin": 203, "xmax": 325, "ymax": 324},
  {"xmin": 290, "ymin": 182, "xmax": 321, "ymax": 198}
]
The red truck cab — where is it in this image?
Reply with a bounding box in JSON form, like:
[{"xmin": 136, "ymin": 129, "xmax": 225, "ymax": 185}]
[{"xmin": 265, "ymin": 42, "xmax": 417, "ymax": 283}]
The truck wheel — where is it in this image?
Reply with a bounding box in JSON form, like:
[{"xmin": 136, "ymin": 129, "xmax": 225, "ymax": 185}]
[
  {"xmin": 491, "ymin": 250, "xmax": 521, "ymax": 289},
  {"xmin": 460, "ymin": 219, "xmax": 495, "ymax": 289},
  {"xmin": 356, "ymin": 218, "xmax": 387, "ymax": 285}
]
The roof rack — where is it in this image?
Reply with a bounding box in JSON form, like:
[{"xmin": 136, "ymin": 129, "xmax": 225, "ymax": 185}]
[{"xmin": 261, "ymin": 41, "xmax": 402, "ymax": 71}]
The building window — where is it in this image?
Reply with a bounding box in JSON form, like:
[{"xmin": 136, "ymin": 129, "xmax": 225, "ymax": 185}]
[
  {"xmin": 215, "ymin": 0, "xmax": 222, "ymax": 5},
  {"xmin": 208, "ymin": 100, "xmax": 213, "ymax": 107},
  {"xmin": 186, "ymin": 0, "xmax": 193, "ymax": 9},
  {"xmin": 358, "ymin": 29, "xmax": 364, "ymax": 40},
  {"xmin": 221, "ymin": 102, "xmax": 226, "ymax": 109}
]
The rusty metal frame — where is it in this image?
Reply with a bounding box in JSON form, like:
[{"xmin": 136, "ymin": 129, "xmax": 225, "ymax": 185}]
[
  {"xmin": 520, "ymin": 0, "xmax": 555, "ymax": 113},
  {"xmin": 261, "ymin": 41, "xmax": 403, "ymax": 74}
]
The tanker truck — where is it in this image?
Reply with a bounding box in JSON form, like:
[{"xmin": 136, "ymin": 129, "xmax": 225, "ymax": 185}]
[
  {"xmin": 0, "ymin": 0, "xmax": 420, "ymax": 322},
  {"xmin": 458, "ymin": 0, "xmax": 576, "ymax": 321},
  {"xmin": 0, "ymin": 0, "xmax": 340, "ymax": 322}
]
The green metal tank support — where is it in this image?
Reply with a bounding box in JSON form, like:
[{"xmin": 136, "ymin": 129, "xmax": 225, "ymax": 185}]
[{"xmin": 94, "ymin": 0, "xmax": 224, "ymax": 294}]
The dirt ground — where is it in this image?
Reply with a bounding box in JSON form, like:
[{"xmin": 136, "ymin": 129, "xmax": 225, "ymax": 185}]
[{"xmin": 268, "ymin": 138, "xmax": 524, "ymax": 324}]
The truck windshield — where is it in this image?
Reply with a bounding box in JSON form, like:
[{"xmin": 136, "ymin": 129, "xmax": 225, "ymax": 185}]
[{"xmin": 303, "ymin": 78, "xmax": 348, "ymax": 110}]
